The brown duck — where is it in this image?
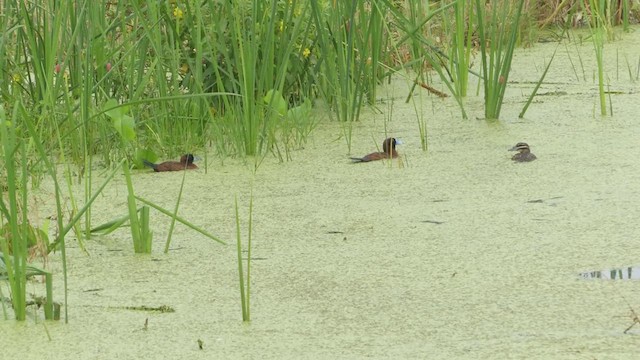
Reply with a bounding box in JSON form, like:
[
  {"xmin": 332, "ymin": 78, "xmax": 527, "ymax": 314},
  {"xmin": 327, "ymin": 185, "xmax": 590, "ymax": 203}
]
[
  {"xmin": 350, "ymin": 138, "xmax": 402, "ymax": 163},
  {"xmin": 143, "ymin": 154, "xmax": 199, "ymax": 172},
  {"xmin": 509, "ymin": 143, "xmax": 537, "ymax": 162}
]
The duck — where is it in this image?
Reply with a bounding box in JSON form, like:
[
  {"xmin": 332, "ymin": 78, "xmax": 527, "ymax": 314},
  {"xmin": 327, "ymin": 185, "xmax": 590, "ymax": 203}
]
[
  {"xmin": 350, "ymin": 138, "xmax": 402, "ymax": 162},
  {"xmin": 509, "ymin": 142, "xmax": 536, "ymax": 162},
  {"xmin": 143, "ymin": 154, "xmax": 199, "ymax": 172}
]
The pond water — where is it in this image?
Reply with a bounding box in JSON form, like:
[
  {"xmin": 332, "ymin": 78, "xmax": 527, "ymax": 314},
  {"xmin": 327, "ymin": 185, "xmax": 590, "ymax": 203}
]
[{"xmin": 2, "ymin": 28, "xmax": 640, "ymax": 359}]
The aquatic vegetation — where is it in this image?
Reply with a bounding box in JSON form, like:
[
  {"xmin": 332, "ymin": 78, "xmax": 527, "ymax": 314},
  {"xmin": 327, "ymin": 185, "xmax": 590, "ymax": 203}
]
[
  {"xmin": 475, "ymin": 0, "xmax": 526, "ymax": 120},
  {"xmin": 89, "ymin": 176, "xmax": 227, "ymax": 253},
  {"xmin": 0, "ymin": 252, "xmax": 56, "ymax": 321},
  {"xmin": 1, "ymin": 104, "xmax": 120, "ymax": 321},
  {"xmin": 587, "ymin": 0, "xmax": 609, "ymax": 115},
  {"xmin": 0, "ymin": 222, "xmax": 49, "ymax": 261},
  {"xmin": 235, "ymin": 193, "xmax": 254, "ymax": 322},
  {"xmin": 519, "ymin": 41, "xmax": 561, "ymax": 118},
  {"xmin": 450, "ymin": 0, "xmax": 474, "ymax": 98},
  {"xmin": 2, "ymin": 0, "xmax": 639, "ymax": 327}
]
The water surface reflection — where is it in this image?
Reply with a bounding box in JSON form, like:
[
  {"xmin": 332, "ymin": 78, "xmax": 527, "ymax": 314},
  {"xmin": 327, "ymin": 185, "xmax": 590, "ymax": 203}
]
[{"xmin": 579, "ymin": 266, "xmax": 640, "ymax": 280}]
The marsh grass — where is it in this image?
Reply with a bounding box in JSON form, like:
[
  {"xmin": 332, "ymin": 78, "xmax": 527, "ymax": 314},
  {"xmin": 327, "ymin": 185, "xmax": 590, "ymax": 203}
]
[
  {"xmin": 234, "ymin": 193, "xmax": 253, "ymax": 322},
  {"xmin": 0, "ymin": 107, "xmax": 55, "ymax": 321},
  {"xmin": 623, "ymin": 55, "xmax": 633, "ymax": 82},
  {"xmin": 3, "ymin": 0, "xmax": 638, "ymax": 325},
  {"xmin": 413, "ymin": 94, "xmax": 429, "ymax": 151},
  {"xmin": 621, "ymin": 0, "xmax": 631, "ymax": 31},
  {"xmin": 475, "ymin": 0, "xmax": 526, "ymax": 120},
  {"xmin": 450, "ymin": 0, "xmax": 474, "ymax": 97},
  {"xmin": 164, "ymin": 168, "xmax": 188, "ymax": 253},
  {"xmin": 584, "ymin": 0, "xmax": 630, "ymax": 36},
  {"xmin": 5, "ymin": 0, "xmax": 319, "ymax": 169},
  {"xmin": 1, "ymin": 103, "xmax": 121, "ymax": 321},
  {"xmin": 565, "ymin": 41, "xmax": 587, "ymax": 82},
  {"xmin": 587, "ymin": 0, "xmax": 608, "ymax": 116},
  {"xmin": 197, "ymin": 0, "xmax": 318, "ymax": 159},
  {"xmin": 0, "ymin": 253, "xmax": 55, "ymax": 320},
  {"xmin": 380, "ymin": 0, "xmax": 467, "ymax": 119},
  {"xmin": 625, "ymin": 55, "xmax": 640, "ymax": 82},
  {"xmin": 262, "ymin": 90, "xmax": 316, "ymax": 162},
  {"xmin": 88, "ymin": 212, "xmax": 138, "ymax": 236},
  {"xmin": 309, "ymin": 1, "xmax": 359, "ymax": 151},
  {"xmin": 123, "ymin": 163, "xmax": 152, "ymax": 253},
  {"xmin": 135, "ymin": 196, "xmax": 226, "ymax": 246},
  {"xmin": 519, "ymin": 34, "xmax": 563, "ymax": 118},
  {"xmin": 90, "ymin": 189, "xmax": 227, "ymax": 250},
  {"xmin": 0, "ymin": 106, "xmax": 29, "ymax": 320}
]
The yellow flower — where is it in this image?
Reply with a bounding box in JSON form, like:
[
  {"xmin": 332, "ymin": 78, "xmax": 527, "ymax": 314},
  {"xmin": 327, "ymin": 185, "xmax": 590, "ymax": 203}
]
[
  {"xmin": 173, "ymin": 7, "xmax": 183, "ymax": 20},
  {"xmin": 278, "ymin": 20, "xmax": 284, "ymax": 33},
  {"xmin": 12, "ymin": 73, "xmax": 21, "ymax": 84},
  {"xmin": 302, "ymin": 48, "xmax": 311, "ymax": 58}
]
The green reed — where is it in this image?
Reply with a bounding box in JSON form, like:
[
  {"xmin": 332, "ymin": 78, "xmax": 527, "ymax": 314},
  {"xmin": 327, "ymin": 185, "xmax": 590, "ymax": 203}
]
[
  {"xmin": 475, "ymin": 0, "xmax": 525, "ymax": 120},
  {"xmin": 122, "ymin": 164, "xmax": 152, "ymax": 253},
  {"xmin": 519, "ymin": 47, "xmax": 560, "ymax": 118},
  {"xmin": 412, "ymin": 93, "xmax": 429, "ymax": 151},
  {"xmin": 135, "ymin": 196, "xmax": 226, "ymax": 245},
  {"xmin": 451, "ymin": 0, "xmax": 474, "ymax": 97},
  {"xmin": 234, "ymin": 193, "xmax": 253, "ymax": 322},
  {"xmin": 565, "ymin": 42, "xmax": 581, "ymax": 82},
  {"xmin": 624, "ymin": 55, "xmax": 638, "ymax": 82},
  {"xmin": 194, "ymin": 0, "xmax": 317, "ymax": 158},
  {"xmin": 308, "ymin": 0, "xmax": 392, "ymax": 151},
  {"xmin": 164, "ymin": 168, "xmax": 188, "ymax": 253},
  {"xmin": 587, "ymin": 0, "xmax": 608, "ymax": 116},
  {"xmin": 90, "ymin": 192, "xmax": 226, "ymax": 249},
  {"xmin": 263, "ymin": 90, "xmax": 316, "ymax": 162},
  {"xmin": 0, "ymin": 253, "xmax": 56, "ymax": 321},
  {"xmin": 586, "ymin": 0, "xmax": 630, "ymax": 36},
  {"xmin": 0, "ymin": 0, "xmax": 488, "ymax": 164},
  {"xmin": 309, "ymin": 0, "xmax": 356, "ymax": 151},
  {"xmin": 621, "ymin": 0, "xmax": 630, "ymax": 31},
  {"xmin": 0, "ymin": 106, "xmax": 28, "ymax": 320},
  {"xmin": 4, "ymin": 0, "xmax": 318, "ymax": 166},
  {"xmin": 0, "ymin": 101, "xmax": 121, "ymax": 322},
  {"xmin": 380, "ymin": 0, "xmax": 467, "ymax": 120}
]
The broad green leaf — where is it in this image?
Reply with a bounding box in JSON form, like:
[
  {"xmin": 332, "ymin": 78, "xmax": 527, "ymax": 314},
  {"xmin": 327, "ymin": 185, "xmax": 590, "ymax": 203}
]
[{"xmin": 263, "ymin": 89, "xmax": 288, "ymax": 117}]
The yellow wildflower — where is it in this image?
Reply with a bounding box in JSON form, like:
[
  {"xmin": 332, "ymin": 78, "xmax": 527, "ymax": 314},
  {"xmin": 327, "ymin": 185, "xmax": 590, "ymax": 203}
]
[
  {"xmin": 302, "ymin": 48, "xmax": 311, "ymax": 58},
  {"xmin": 173, "ymin": 7, "xmax": 183, "ymax": 20}
]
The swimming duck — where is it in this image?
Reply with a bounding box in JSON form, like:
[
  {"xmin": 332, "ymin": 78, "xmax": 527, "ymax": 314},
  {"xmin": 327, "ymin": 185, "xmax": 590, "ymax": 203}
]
[
  {"xmin": 143, "ymin": 154, "xmax": 199, "ymax": 172},
  {"xmin": 350, "ymin": 138, "xmax": 402, "ymax": 162},
  {"xmin": 509, "ymin": 143, "xmax": 536, "ymax": 162}
]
